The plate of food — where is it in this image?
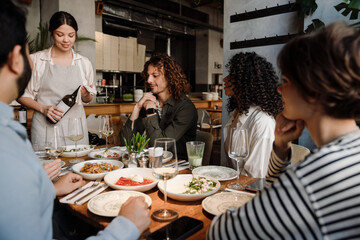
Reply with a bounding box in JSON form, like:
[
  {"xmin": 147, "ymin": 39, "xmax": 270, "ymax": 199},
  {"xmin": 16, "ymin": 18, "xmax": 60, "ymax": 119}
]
[
  {"xmin": 157, "ymin": 174, "xmax": 220, "ymax": 201},
  {"xmin": 104, "ymin": 168, "xmax": 158, "ymax": 192},
  {"xmin": 71, "ymin": 159, "xmax": 124, "ymax": 180},
  {"xmin": 88, "ymin": 190, "xmax": 152, "ymax": 217},
  {"xmin": 192, "ymin": 166, "xmax": 238, "ymax": 181},
  {"xmin": 61, "ymin": 145, "xmax": 95, "ymax": 158},
  {"xmin": 202, "ymin": 192, "xmax": 255, "ymax": 215},
  {"xmin": 88, "ymin": 148, "xmax": 122, "ymax": 159}
]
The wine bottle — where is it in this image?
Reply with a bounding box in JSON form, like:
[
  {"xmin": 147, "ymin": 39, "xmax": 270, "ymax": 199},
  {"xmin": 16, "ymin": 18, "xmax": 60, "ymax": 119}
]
[
  {"xmin": 18, "ymin": 105, "xmax": 27, "ymax": 127},
  {"xmin": 47, "ymin": 86, "xmax": 81, "ymax": 124}
]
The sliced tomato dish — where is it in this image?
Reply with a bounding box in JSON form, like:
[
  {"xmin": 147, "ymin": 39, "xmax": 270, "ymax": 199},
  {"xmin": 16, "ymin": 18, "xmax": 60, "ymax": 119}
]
[{"xmin": 116, "ymin": 177, "xmax": 154, "ymax": 186}]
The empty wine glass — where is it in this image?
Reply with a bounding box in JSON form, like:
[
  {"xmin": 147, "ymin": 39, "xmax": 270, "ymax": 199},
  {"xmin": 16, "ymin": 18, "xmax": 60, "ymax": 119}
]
[
  {"xmin": 227, "ymin": 128, "xmax": 249, "ymax": 190},
  {"xmin": 68, "ymin": 117, "xmax": 84, "ymax": 164},
  {"xmin": 45, "ymin": 125, "xmax": 66, "ymax": 160},
  {"xmin": 100, "ymin": 115, "xmax": 113, "ymax": 150},
  {"xmin": 151, "ymin": 138, "xmax": 178, "ymax": 221}
]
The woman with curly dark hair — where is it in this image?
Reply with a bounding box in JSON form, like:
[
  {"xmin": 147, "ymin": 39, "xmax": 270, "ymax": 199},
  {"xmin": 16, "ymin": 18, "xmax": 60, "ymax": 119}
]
[
  {"xmin": 121, "ymin": 53, "xmax": 197, "ymax": 160},
  {"xmin": 223, "ymin": 52, "xmax": 282, "ymax": 178}
]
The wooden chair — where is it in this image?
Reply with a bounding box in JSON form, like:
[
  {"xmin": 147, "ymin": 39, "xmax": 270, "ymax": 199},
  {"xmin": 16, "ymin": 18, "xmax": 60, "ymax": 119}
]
[
  {"xmin": 196, "ymin": 130, "xmax": 213, "ymax": 166},
  {"xmin": 197, "ymin": 109, "xmax": 222, "ymax": 140},
  {"xmin": 291, "ymin": 144, "xmax": 311, "ymax": 166}
]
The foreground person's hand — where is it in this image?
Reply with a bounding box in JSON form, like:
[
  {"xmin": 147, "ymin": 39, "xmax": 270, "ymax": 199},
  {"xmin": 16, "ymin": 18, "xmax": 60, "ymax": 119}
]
[
  {"xmin": 119, "ymin": 196, "xmax": 151, "ymax": 234},
  {"xmin": 43, "ymin": 159, "xmax": 61, "ymax": 181},
  {"xmin": 274, "ymin": 113, "xmax": 305, "ymax": 159},
  {"xmin": 54, "ymin": 172, "xmax": 85, "ymax": 196}
]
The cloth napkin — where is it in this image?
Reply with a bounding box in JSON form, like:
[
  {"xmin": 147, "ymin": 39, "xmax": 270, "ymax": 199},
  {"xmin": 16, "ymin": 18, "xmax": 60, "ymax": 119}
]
[{"xmin": 60, "ymin": 182, "xmax": 108, "ymax": 205}]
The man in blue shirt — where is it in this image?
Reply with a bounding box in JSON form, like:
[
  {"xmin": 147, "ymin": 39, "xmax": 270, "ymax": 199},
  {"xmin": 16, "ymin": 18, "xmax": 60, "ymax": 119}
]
[{"xmin": 0, "ymin": 1, "xmax": 150, "ymax": 239}]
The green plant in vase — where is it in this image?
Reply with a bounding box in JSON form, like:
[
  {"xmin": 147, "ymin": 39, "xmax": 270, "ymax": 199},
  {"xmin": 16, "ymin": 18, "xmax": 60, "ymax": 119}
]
[{"xmin": 123, "ymin": 133, "xmax": 150, "ymax": 167}]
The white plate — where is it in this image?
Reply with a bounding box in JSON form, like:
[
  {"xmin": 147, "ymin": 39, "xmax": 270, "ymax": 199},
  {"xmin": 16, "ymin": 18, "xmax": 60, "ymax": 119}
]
[
  {"xmin": 104, "ymin": 168, "xmax": 159, "ymax": 192},
  {"xmin": 109, "ymin": 146, "xmax": 127, "ymax": 153},
  {"xmin": 88, "ymin": 149, "xmax": 122, "ymax": 159},
  {"xmin": 162, "ymin": 151, "xmax": 173, "ymax": 163},
  {"xmin": 88, "ymin": 190, "xmax": 152, "ymax": 217},
  {"xmin": 72, "ymin": 159, "xmax": 124, "ymax": 180},
  {"xmin": 192, "ymin": 166, "xmax": 238, "ymax": 181},
  {"xmin": 61, "ymin": 145, "xmax": 94, "ymax": 158},
  {"xmin": 202, "ymin": 192, "xmax": 255, "ymax": 215},
  {"xmin": 41, "ymin": 159, "xmax": 66, "ymax": 168},
  {"xmin": 157, "ymin": 174, "xmax": 220, "ymax": 201}
]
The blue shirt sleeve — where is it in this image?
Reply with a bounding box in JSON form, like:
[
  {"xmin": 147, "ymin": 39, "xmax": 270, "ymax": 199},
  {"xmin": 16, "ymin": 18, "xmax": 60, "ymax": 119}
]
[{"xmin": 86, "ymin": 216, "xmax": 140, "ymax": 240}]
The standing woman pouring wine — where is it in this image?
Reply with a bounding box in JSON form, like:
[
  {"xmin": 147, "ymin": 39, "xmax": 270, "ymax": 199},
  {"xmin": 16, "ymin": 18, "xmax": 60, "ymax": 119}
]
[{"xmin": 18, "ymin": 11, "xmax": 96, "ymax": 147}]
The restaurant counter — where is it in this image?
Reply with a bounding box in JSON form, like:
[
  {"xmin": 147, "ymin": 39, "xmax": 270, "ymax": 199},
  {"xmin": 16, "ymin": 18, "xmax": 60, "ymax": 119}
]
[{"xmin": 12, "ymin": 100, "xmax": 222, "ymax": 143}]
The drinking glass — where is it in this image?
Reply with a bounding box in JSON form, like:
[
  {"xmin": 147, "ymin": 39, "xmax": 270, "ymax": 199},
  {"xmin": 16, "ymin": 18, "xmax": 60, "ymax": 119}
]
[
  {"xmin": 100, "ymin": 115, "xmax": 113, "ymax": 150},
  {"xmin": 186, "ymin": 141, "xmax": 205, "ymax": 170},
  {"xmin": 151, "ymin": 138, "xmax": 178, "ymax": 221},
  {"xmin": 45, "ymin": 125, "xmax": 66, "ymax": 160},
  {"xmin": 227, "ymin": 128, "xmax": 249, "ymax": 190},
  {"xmin": 67, "ymin": 118, "xmax": 84, "ymax": 164}
]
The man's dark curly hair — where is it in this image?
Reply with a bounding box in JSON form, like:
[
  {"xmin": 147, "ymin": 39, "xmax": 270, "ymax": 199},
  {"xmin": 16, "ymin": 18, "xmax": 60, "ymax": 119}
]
[
  {"xmin": 226, "ymin": 52, "xmax": 283, "ymax": 117},
  {"xmin": 141, "ymin": 53, "xmax": 190, "ymax": 100}
]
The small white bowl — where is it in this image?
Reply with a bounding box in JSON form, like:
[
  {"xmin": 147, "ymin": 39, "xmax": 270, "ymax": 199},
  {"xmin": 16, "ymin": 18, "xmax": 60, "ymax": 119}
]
[
  {"xmin": 61, "ymin": 144, "xmax": 94, "ymax": 158},
  {"xmin": 158, "ymin": 174, "xmax": 220, "ymax": 201},
  {"xmin": 104, "ymin": 168, "xmax": 158, "ymax": 192},
  {"xmin": 72, "ymin": 159, "xmax": 124, "ymax": 180}
]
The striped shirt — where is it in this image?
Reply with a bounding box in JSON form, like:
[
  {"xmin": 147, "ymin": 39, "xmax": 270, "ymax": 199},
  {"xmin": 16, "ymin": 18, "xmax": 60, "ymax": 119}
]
[{"xmin": 208, "ymin": 130, "xmax": 360, "ymax": 240}]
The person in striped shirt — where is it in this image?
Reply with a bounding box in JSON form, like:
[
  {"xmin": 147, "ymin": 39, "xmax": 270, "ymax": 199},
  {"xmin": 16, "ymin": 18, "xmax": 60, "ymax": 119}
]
[{"xmin": 208, "ymin": 22, "xmax": 360, "ymax": 240}]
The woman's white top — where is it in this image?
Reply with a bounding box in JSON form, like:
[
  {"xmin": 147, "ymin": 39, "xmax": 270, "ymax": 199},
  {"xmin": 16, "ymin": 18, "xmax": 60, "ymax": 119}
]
[
  {"xmin": 22, "ymin": 46, "xmax": 96, "ymax": 103},
  {"xmin": 224, "ymin": 106, "xmax": 275, "ymax": 178}
]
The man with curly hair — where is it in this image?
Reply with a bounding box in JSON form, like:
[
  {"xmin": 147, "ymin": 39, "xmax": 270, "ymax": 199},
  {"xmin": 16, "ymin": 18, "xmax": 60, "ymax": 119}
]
[
  {"xmin": 223, "ymin": 52, "xmax": 283, "ymax": 178},
  {"xmin": 121, "ymin": 53, "xmax": 197, "ymax": 160}
]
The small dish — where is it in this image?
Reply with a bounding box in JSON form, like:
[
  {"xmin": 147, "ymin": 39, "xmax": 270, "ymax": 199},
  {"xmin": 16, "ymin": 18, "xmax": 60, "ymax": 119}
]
[
  {"xmin": 88, "ymin": 149, "xmax": 122, "ymax": 159},
  {"xmin": 61, "ymin": 144, "xmax": 94, "ymax": 158},
  {"xmin": 88, "ymin": 190, "xmax": 152, "ymax": 217},
  {"xmin": 202, "ymin": 191, "xmax": 255, "ymax": 215},
  {"xmin": 192, "ymin": 166, "xmax": 238, "ymax": 181},
  {"xmin": 104, "ymin": 168, "xmax": 158, "ymax": 192}
]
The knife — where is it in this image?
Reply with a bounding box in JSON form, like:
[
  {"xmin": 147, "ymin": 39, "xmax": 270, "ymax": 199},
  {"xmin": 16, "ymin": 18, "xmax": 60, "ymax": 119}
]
[{"xmin": 74, "ymin": 184, "xmax": 107, "ymax": 205}]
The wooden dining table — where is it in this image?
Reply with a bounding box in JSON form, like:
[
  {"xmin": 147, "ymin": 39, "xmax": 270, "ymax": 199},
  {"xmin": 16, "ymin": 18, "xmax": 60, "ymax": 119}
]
[{"xmin": 58, "ymin": 151, "xmax": 258, "ymax": 240}]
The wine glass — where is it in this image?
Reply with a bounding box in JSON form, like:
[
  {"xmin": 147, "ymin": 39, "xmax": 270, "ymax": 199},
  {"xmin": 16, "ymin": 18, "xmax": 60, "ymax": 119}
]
[
  {"xmin": 45, "ymin": 125, "xmax": 66, "ymax": 160},
  {"xmin": 151, "ymin": 138, "xmax": 178, "ymax": 221},
  {"xmin": 67, "ymin": 117, "xmax": 84, "ymax": 164},
  {"xmin": 227, "ymin": 128, "xmax": 249, "ymax": 190},
  {"xmin": 100, "ymin": 115, "xmax": 113, "ymax": 150}
]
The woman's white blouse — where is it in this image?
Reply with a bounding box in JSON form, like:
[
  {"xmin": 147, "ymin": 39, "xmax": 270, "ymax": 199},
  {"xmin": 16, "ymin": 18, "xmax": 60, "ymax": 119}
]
[
  {"xmin": 22, "ymin": 47, "xmax": 96, "ymax": 103},
  {"xmin": 223, "ymin": 106, "xmax": 276, "ymax": 178}
]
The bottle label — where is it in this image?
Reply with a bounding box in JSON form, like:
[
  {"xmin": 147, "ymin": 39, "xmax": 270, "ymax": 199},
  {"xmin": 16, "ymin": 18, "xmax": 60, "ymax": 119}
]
[
  {"xmin": 56, "ymin": 101, "xmax": 71, "ymax": 113},
  {"xmin": 19, "ymin": 111, "xmax": 26, "ymax": 123}
]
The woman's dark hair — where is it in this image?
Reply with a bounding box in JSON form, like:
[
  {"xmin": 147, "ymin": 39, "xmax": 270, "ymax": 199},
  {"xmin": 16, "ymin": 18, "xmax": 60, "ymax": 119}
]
[
  {"xmin": 141, "ymin": 53, "xmax": 190, "ymax": 100},
  {"xmin": 278, "ymin": 22, "xmax": 360, "ymax": 119},
  {"xmin": 226, "ymin": 52, "xmax": 283, "ymax": 117},
  {"xmin": 0, "ymin": 0, "xmax": 27, "ymax": 68},
  {"xmin": 49, "ymin": 11, "xmax": 78, "ymax": 33}
]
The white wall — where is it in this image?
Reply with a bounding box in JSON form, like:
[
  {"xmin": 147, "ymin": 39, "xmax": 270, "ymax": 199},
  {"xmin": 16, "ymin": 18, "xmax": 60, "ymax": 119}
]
[
  {"xmin": 22, "ymin": 0, "xmax": 96, "ymax": 71},
  {"xmin": 221, "ymin": 0, "xmax": 355, "ymax": 164}
]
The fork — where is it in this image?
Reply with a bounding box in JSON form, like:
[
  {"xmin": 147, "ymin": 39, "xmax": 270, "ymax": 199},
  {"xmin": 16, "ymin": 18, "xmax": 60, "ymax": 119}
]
[{"xmin": 65, "ymin": 178, "xmax": 101, "ymax": 201}]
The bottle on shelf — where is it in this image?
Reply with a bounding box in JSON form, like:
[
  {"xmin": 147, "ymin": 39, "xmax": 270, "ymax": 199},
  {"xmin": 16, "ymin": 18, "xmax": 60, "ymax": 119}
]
[
  {"xmin": 18, "ymin": 105, "xmax": 27, "ymax": 127},
  {"xmin": 47, "ymin": 86, "xmax": 81, "ymax": 124}
]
